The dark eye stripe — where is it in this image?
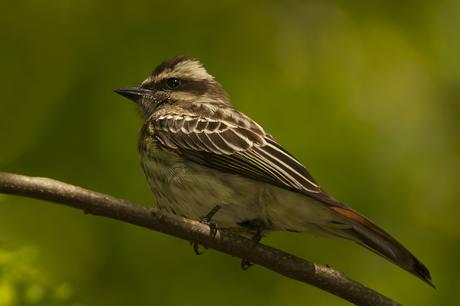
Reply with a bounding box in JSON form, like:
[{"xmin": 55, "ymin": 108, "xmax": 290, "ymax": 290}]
[
  {"xmin": 141, "ymin": 81, "xmax": 158, "ymax": 90},
  {"xmin": 175, "ymin": 79, "xmax": 208, "ymax": 94},
  {"xmin": 142, "ymin": 77, "xmax": 209, "ymax": 94}
]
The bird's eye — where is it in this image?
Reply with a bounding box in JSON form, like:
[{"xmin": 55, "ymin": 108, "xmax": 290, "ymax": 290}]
[{"xmin": 166, "ymin": 77, "xmax": 180, "ymax": 89}]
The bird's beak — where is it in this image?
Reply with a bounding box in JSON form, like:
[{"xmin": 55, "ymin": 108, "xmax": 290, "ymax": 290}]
[{"xmin": 114, "ymin": 87, "xmax": 149, "ymax": 102}]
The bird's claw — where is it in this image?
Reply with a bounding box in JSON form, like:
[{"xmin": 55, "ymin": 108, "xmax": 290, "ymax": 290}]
[
  {"xmin": 190, "ymin": 205, "xmax": 221, "ymax": 255},
  {"xmin": 200, "ymin": 218, "xmax": 218, "ymax": 239},
  {"xmin": 190, "ymin": 241, "xmax": 207, "ymax": 255},
  {"xmin": 241, "ymin": 258, "xmax": 254, "ymax": 270}
]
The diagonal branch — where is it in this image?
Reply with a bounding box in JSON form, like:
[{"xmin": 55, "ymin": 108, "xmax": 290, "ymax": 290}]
[{"xmin": 0, "ymin": 171, "xmax": 400, "ymax": 306}]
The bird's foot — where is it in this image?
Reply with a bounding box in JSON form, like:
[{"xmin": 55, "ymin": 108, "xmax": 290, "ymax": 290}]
[
  {"xmin": 190, "ymin": 241, "xmax": 207, "ymax": 255},
  {"xmin": 240, "ymin": 258, "xmax": 254, "ymax": 270},
  {"xmin": 240, "ymin": 229, "xmax": 263, "ymax": 270},
  {"xmin": 190, "ymin": 205, "xmax": 221, "ymax": 255}
]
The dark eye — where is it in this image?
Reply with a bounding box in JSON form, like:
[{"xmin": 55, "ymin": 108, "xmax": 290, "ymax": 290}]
[{"xmin": 166, "ymin": 77, "xmax": 180, "ymax": 89}]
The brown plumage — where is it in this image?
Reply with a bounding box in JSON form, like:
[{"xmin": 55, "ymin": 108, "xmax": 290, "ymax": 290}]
[{"xmin": 115, "ymin": 56, "xmax": 433, "ymax": 287}]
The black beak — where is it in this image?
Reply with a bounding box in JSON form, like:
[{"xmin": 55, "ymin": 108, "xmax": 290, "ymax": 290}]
[{"xmin": 114, "ymin": 87, "xmax": 148, "ymax": 102}]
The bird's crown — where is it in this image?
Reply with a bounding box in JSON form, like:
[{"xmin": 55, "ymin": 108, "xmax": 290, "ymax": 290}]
[{"xmin": 143, "ymin": 56, "xmax": 213, "ymax": 85}]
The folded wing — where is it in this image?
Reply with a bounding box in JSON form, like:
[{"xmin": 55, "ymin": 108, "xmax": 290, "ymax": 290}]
[
  {"xmin": 150, "ymin": 105, "xmax": 433, "ymax": 286},
  {"xmin": 152, "ymin": 107, "xmax": 334, "ymax": 201}
]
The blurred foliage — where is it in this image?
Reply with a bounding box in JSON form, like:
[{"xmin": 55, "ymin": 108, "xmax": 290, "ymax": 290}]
[
  {"xmin": 0, "ymin": 0, "xmax": 459, "ymax": 305},
  {"xmin": 0, "ymin": 246, "xmax": 78, "ymax": 306}
]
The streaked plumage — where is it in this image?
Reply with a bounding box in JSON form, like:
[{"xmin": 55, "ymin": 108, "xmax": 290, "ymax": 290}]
[{"xmin": 115, "ymin": 56, "xmax": 433, "ymax": 286}]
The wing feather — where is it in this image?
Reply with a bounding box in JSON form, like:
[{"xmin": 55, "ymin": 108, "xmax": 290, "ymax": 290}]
[
  {"xmin": 151, "ymin": 105, "xmax": 338, "ymax": 202},
  {"xmin": 221, "ymin": 129, "xmax": 252, "ymax": 151}
]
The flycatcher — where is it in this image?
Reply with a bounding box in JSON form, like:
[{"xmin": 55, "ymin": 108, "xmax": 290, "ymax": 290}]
[{"xmin": 115, "ymin": 56, "xmax": 432, "ymax": 286}]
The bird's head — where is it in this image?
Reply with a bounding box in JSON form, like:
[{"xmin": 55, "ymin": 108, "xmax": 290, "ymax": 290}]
[{"xmin": 115, "ymin": 56, "xmax": 230, "ymax": 117}]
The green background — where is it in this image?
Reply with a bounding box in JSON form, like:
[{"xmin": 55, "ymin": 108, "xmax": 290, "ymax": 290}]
[{"xmin": 1, "ymin": 0, "xmax": 459, "ymax": 305}]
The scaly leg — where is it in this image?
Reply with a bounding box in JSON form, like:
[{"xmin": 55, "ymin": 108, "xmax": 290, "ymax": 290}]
[
  {"xmin": 241, "ymin": 228, "xmax": 263, "ymax": 270},
  {"xmin": 191, "ymin": 205, "xmax": 221, "ymax": 255}
]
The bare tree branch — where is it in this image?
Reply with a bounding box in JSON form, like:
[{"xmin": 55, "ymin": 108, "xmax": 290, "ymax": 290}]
[{"xmin": 0, "ymin": 171, "xmax": 400, "ymax": 306}]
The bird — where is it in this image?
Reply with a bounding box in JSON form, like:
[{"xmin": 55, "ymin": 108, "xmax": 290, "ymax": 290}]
[{"xmin": 114, "ymin": 55, "xmax": 433, "ymax": 287}]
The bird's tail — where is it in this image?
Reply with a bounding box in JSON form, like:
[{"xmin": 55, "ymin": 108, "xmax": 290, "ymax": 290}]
[{"xmin": 326, "ymin": 206, "xmax": 434, "ymax": 287}]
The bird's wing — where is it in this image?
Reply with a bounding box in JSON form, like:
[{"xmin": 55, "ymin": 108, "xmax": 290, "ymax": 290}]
[
  {"xmin": 150, "ymin": 106, "xmax": 434, "ymax": 285},
  {"xmin": 151, "ymin": 106, "xmax": 340, "ymax": 206}
]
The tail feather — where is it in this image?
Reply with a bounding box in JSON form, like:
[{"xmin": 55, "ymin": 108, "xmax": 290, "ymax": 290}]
[{"xmin": 329, "ymin": 206, "xmax": 434, "ymax": 287}]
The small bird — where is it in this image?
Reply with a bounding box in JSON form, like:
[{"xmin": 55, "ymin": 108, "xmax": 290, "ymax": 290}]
[{"xmin": 115, "ymin": 56, "xmax": 433, "ymax": 286}]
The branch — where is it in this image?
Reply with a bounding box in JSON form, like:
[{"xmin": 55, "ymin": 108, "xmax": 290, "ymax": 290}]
[{"xmin": 0, "ymin": 171, "xmax": 400, "ymax": 306}]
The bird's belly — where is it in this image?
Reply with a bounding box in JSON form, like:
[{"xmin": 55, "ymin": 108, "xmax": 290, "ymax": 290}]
[
  {"xmin": 140, "ymin": 145, "xmax": 338, "ymax": 234},
  {"xmin": 141, "ymin": 149, "xmax": 270, "ymax": 230}
]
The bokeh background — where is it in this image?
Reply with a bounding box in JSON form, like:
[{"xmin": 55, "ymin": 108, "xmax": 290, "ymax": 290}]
[{"xmin": 1, "ymin": 0, "xmax": 459, "ymax": 305}]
